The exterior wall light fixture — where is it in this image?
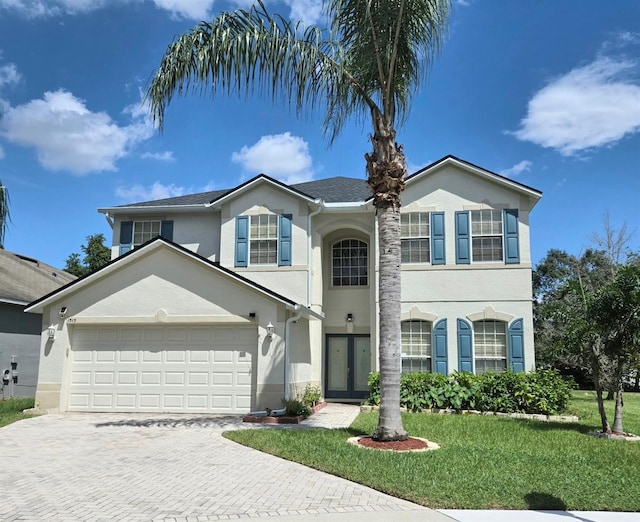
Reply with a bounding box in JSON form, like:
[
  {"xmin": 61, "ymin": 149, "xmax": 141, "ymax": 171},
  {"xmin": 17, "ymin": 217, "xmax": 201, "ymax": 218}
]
[
  {"xmin": 266, "ymin": 322, "xmax": 275, "ymax": 339},
  {"xmin": 47, "ymin": 325, "xmax": 56, "ymax": 340}
]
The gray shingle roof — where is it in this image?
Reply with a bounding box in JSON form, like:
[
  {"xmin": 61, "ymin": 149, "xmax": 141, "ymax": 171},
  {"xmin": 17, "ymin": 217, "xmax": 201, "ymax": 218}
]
[
  {"xmin": 0, "ymin": 249, "xmax": 76, "ymax": 304},
  {"xmin": 117, "ymin": 176, "xmax": 370, "ymax": 208}
]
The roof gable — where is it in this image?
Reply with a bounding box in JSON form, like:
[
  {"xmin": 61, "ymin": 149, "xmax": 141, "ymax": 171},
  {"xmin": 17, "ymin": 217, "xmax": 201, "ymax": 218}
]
[{"xmin": 24, "ymin": 238, "xmax": 316, "ymax": 316}]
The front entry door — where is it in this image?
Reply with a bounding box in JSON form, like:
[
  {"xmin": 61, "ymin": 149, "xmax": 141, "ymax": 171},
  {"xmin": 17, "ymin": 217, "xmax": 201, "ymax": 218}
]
[{"xmin": 325, "ymin": 335, "xmax": 371, "ymax": 399}]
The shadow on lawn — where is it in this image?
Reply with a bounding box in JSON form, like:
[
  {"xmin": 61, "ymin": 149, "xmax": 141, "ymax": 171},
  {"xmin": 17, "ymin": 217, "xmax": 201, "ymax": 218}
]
[
  {"xmin": 525, "ymin": 492, "xmax": 596, "ymax": 521},
  {"xmin": 513, "ymin": 417, "xmax": 594, "ymax": 435}
]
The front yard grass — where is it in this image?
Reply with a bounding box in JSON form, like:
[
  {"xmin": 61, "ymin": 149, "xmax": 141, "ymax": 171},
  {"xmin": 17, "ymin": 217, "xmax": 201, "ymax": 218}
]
[
  {"xmin": 0, "ymin": 397, "xmax": 36, "ymax": 428},
  {"xmin": 224, "ymin": 391, "xmax": 640, "ymax": 511}
]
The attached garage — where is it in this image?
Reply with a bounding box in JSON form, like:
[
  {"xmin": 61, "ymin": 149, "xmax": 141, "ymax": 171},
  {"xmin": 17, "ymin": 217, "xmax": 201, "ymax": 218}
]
[{"xmin": 67, "ymin": 325, "xmax": 257, "ymax": 413}]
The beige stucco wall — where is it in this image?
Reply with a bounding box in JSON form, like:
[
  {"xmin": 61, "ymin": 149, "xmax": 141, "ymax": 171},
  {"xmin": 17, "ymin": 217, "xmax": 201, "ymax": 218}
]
[{"xmin": 110, "ymin": 212, "xmax": 221, "ymax": 261}]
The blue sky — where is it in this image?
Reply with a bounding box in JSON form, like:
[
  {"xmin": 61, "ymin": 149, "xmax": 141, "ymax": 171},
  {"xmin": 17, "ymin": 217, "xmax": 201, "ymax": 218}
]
[{"xmin": 0, "ymin": 0, "xmax": 639, "ymax": 269}]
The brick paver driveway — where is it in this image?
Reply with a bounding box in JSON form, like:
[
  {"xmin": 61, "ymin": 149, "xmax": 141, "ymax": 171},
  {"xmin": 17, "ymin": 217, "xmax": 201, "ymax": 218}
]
[{"xmin": 0, "ymin": 413, "xmax": 424, "ymax": 521}]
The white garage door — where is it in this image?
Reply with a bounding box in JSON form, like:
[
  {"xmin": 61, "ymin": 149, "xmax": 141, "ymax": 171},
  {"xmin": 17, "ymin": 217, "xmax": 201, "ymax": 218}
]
[{"xmin": 67, "ymin": 325, "xmax": 256, "ymax": 413}]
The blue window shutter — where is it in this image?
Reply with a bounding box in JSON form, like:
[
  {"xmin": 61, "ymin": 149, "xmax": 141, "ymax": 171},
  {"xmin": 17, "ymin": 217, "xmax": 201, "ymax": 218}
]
[
  {"xmin": 433, "ymin": 319, "xmax": 448, "ymax": 375},
  {"xmin": 457, "ymin": 319, "xmax": 473, "ymax": 372},
  {"xmin": 119, "ymin": 221, "xmax": 133, "ymax": 255},
  {"xmin": 455, "ymin": 211, "xmax": 470, "ymax": 264},
  {"xmin": 278, "ymin": 214, "xmax": 292, "ymax": 266},
  {"xmin": 235, "ymin": 216, "xmax": 249, "ymax": 267},
  {"xmin": 431, "ymin": 212, "xmax": 445, "ymax": 265},
  {"xmin": 509, "ymin": 318, "xmax": 525, "ymax": 372},
  {"xmin": 504, "ymin": 209, "xmax": 520, "ymax": 264},
  {"xmin": 160, "ymin": 220, "xmax": 174, "ymax": 242}
]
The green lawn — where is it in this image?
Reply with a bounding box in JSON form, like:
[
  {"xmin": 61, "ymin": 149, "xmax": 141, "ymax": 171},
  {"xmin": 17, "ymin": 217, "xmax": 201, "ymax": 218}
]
[
  {"xmin": 224, "ymin": 392, "xmax": 640, "ymax": 511},
  {"xmin": 0, "ymin": 397, "xmax": 36, "ymax": 428}
]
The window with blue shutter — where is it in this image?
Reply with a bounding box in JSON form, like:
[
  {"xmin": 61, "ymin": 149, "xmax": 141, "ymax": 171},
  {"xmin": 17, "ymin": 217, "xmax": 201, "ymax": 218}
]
[
  {"xmin": 503, "ymin": 209, "xmax": 520, "ymax": 264},
  {"xmin": 431, "ymin": 212, "xmax": 446, "ymax": 265},
  {"xmin": 455, "ymin": 211, "xmax": 470, "ymax": 264},
  {"xmin": 433, "ymin": 319, "xmax": 448, "ymax": 374},
  {"xmin": 278, "ymin": 214, "xmax": 292, "ymax": 266},
  {"xmin": 457, "ymin": 319, "xmax": 473, "ymax": 372},
  {"xmin": 235, "ymin": 216, "xmax": 249, "ymax": 267},
  {"xmin": 119, "ymin": 221, "xmax": 133, "ymax": 255},
  {"xmin": 508, "ymin": 318, "xmax": 525, "ymax": 372},
  {"xmin": 160, "ymin": 220, "xmax": 174, "ymax": 242}
]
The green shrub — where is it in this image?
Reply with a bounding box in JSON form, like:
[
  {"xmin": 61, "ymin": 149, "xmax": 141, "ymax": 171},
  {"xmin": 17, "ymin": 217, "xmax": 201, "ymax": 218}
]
[
  {"xmin": 366, "ymin": 369, "xmax": 574, "ymax": 415},
  {"xmin": 301, "ymin": 384, "xmax": 322, "ymax": 407},
  {"xmin": 282, "ymin": 398, "xmax": 312, "ymax": 418}
]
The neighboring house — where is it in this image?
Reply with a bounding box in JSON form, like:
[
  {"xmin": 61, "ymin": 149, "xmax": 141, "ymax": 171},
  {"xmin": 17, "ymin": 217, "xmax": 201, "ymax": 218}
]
[
  {"xmin": 27, "ymin": 155, "xmax": 541, "ymax": 413},
  {"xmin": 0, "ymin": 249, "xmax": 75, "ymax": 398}
]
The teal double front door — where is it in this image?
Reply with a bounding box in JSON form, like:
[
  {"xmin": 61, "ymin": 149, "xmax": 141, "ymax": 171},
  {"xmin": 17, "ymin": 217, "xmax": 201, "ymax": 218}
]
[{"xmin": 325, "ymin": 335, "xmax": 371, "ymax": 400}]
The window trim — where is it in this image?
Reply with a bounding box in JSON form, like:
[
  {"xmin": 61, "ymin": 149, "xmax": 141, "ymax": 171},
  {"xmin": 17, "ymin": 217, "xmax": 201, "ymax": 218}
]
[
  {"xmin": 470, "ymin": 209, "xmax": 504, "ymax": 263},
  {"xmin": 401, "ymin": 212, "xmax": 431, "ymax": 264},
  {"xmin": 472, "ymin": 319, "xmax": 508, "ymax": 374},
  {"xmin": 401, "ymin": 319, "xmax": 433, "ymax": 373},
  {"xmin": 331, "ymin": 238, "xmax": 369, "ymax": 287}
]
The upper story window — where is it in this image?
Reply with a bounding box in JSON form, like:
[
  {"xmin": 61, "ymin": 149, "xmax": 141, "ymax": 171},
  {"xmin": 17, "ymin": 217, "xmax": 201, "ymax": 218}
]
[
  {"xmin": 401, "ymin": 320, "xmax": 432, "ymax": 373},
  {"xmin": 235, "ymin": 214, "xmax": 292, "ymax": 268},
  {"xmin": 332, "ymin": 239, "xmax": 368, "ymax": 286},
  {"xmin": 133, "ymin": 221, "xmax": 161, "ymax": 247},
  {"xmin": 401, "ymin": 213, "xmax": 430, "ymax": 263},
  {"xmin": 473, "ymin": 320, "xmax": 507, "ymax": 374},
  {"xmin": 455, "ymin": 209, "xmax": 519, "ymax": 265},
  {"xmin": 250, "ymin": 215, "xmax": 278, "ymax": 264},
  {"xmin": 119, "ymin": 220, "xmax": 173, "ymax": 255},
  {"xmin": 471, "ymin": 210, "xmax": 503, "ymax": 262}
]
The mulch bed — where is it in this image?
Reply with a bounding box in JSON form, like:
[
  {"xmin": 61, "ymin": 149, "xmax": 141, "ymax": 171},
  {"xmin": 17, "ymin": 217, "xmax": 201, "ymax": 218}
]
[{"xmin": 350, "ymin": 435, "xmax": 440, "ymax": 452}]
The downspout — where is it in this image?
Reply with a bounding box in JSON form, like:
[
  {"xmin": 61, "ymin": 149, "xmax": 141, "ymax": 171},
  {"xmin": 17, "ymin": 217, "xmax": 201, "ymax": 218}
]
[
  {"xmin": 284, "ymin": 304, "xmax": 304, "ymax": 401},
  {"xmin": 248, "ymin": 304, "xmax": 304, "ymax": 415},
  {"xmin": 104, "ymin": 212, "xmax": 114, "ymax": 229},
  {"xmin": 307, "ymin": 199, "xmax": 324, "ymax": 308}
]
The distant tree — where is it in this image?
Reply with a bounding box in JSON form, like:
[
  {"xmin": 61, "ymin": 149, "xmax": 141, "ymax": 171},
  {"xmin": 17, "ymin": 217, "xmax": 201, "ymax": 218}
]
[
  {"xmin": 65, "ymin": 234, "xmax": 111, "ymax": 277},
  {"xmin": 0, "ymin": 180, "xmax": 10, "ymax": 248}
]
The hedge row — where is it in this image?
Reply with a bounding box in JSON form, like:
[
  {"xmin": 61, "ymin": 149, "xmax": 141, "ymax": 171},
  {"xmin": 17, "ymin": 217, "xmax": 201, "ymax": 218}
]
[{"xmin": 366, "ymin": 369, "xmax": 574, "ymax": 415}]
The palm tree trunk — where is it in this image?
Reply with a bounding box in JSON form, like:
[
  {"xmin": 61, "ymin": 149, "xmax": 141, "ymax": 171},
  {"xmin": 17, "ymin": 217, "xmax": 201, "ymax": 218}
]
[
  {"xmin": 373, "ymin": 203, "xmax": 407, "ymax": 441},
  {"xmin": 367, "ymin": 115, "xmax": 408, "ymax": 442},
  {"xmin": 591, "ymin": 343, "xmax": 610, "ymax": 433},
  {"xmin": 612, "ymin": 356, "xmax": 625, "ymax": 435}
]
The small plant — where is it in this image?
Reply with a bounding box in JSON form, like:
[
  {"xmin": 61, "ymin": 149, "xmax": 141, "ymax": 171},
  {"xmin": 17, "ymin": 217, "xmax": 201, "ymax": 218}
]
[
  {"xmin": 282, "ymin": 398, "xmax": 311, "ymax": 418},
  {"xmin": 302, "ymin": 384, "xmax": 322, "ymax": 407}
]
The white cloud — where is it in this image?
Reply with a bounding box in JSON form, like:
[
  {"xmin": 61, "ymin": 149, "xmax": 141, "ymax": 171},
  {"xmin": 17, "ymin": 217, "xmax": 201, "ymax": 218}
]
[
  {"xmin": 231, "ymin": 132, "xmax": 315, "ymax": 184},
  {"xmin": 0, "ymin": 0, "xmax": 214, "ymax": 19},
  {"xmin": 150, "ymin": 0, "xmax": 214, "ymax": 20},
  {"xmin": 0, "ymin": 61, "xmax": 21, "ymax": 88},
  {"xmin": 512, "ymin": 58, "xmax": 640, "ymax": 156},
  {"xmin": 0, "ymin": 144, "xmax": 4, "ymax": 159},
  {"xmin": 0, "ymin": 89, "xmax": 154, "ymax": 174},
  {"xmin": 281, "ymin": 0, "xmax": 323, "ymax": 27},
  {"xmin": 141, "ymin": 150, "xmax": 175, "ymax": 162},
  {"xmin": 500, "ymin": 160, "xmax": 532, "ymax": 177},
  {"xmin": 115, "ymin": 181, "xmax": 185, "ymax": 203}
]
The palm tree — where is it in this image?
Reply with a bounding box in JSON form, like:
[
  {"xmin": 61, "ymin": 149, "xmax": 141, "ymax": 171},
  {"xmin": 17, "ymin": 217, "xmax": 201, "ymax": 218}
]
[
  {"xmin": 148, "ymin": 0, "xmax": 451, "ymax": 441},
  {"xmin": 0, "ymin": 181, "xmax": 10, "ymax": 248}
]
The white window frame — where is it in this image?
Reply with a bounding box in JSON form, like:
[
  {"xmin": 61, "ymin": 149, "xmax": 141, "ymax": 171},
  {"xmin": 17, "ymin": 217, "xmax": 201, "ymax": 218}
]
[
  {"xmin": 401, "ymin": 212, "xmax": 431, "ymax": 264},
  {"xmin": 331, "ymin": 238, "xmax": 368, "ymax": 287},
  {"xmin": 249, "ymin": 214, "xmax": 278, "ymax": 265},
  {"xmin": 473, "ymin": 320, "xmax": 507, "ymax": 374},
  {"xmin": 133, "ymin": 221, "xmax": 161, "ymax": 247},
  {"xmin": 401, "ymin": 320, "xmax": 432, "ymax": 373},
  {"xmin": 471, "ymin": 209, "xmax": 503, "ymax": 262}
]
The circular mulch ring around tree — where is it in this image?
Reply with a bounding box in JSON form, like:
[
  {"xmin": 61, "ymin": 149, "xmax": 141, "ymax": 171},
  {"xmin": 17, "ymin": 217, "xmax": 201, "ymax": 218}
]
[{"xmin": 348, "ymin": 435, "xmax": 440, "ymax": 452}]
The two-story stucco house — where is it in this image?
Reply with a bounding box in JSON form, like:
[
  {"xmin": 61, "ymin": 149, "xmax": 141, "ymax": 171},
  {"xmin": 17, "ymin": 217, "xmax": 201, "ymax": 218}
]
[{"xmin": 27, "ymin": 155, "xmax": 541, "ymax": 414}]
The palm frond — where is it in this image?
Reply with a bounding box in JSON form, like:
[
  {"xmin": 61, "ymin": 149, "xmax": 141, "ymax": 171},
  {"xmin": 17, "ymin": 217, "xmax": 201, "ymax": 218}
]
[{"xmin": 0, "ymin": 181, "xmax": 10, "ymax": 248}]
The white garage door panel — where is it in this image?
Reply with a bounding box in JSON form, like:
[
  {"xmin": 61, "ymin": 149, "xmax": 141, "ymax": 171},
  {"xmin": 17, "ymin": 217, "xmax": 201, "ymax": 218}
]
[{"xmin": 68, "ymin": 326, "xmax": 256, "ymax": 414}]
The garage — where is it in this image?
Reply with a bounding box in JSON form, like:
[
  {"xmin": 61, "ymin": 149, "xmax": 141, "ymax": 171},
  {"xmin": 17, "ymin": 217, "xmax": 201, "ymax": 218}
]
[{"xmin": 67, "ymin": 324, "xmax": 257, "ymax": 414}]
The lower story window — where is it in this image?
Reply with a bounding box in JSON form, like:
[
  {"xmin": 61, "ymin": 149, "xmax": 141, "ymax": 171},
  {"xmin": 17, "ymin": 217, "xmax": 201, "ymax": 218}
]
[
  {"xmin": 473, "ymin": 320, "xmax": 507, "ymax": 374},
  {"xmin": 401, "ymin": 320, "xmax": 432, "ymax": 372}
]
